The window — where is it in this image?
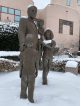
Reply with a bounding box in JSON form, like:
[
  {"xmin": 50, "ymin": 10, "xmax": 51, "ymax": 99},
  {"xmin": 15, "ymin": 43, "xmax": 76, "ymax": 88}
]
[
  {"xmin": 15, "ymin": 9, "xmax": 21, "ymax": 15},
  {"xmin": 15, "ymin": 15, "xmax": 20, "ymax": 22},
  {"xmin": 14, "ymin": 9, "xmax": 21, "ymax": 22},
  {"xmin": 1, "ymin": 6, "xmax": 21, "ymax": 22},
  {"xmin": 8, "ymin": 8, "xmax": 14, "ymax": 14},
  {"xmin": 66, "ymin": 0, "xmax": 71, "ymax": 6},
  {"xmin": 2, "ymin": 6, "xmax": 7, "ymax": 13},
  {"xmin": 59, "ymin": 19, "xmax": 73, "ymax": 35},
  {"xmin": 77, "ymin": 0, "xmax": 80, "ymax": 5}
]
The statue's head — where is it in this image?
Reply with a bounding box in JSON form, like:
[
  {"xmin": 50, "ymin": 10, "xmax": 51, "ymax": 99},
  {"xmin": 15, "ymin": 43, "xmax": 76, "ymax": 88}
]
[
  {"xmin": 37, "ymin": 19, "xmax": 44, "ymax": 27},
  {"xmin": 44, "ymin": 29, "xmax": 54, "ymax": 40},
  {"xmin": 27, "ymin": 6, "xmax": 37, "ymax": 19}
]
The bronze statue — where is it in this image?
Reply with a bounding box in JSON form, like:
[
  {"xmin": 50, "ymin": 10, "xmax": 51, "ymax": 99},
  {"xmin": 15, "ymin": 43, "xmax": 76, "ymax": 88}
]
[
  {"xmin": 18, "ymin": 6, "xmax": 38, "ymax": 78},
  {"xmin": 42, "ymin": 29, "xmax": 59, "ymax": 85},
  {"xmin": 20, "ymin": 34, "xmax": 38, "ymax": 103},
  {"xmin": 37, "ymin": 19, "xmax": 44, "ymax": 69},
  {"xmin": 18, "ymin": 6, "xmax": 39, "ymax": 103},
  {"xmin": 37, "ymin": 19, "xmax": 44, "ymax": 37}
]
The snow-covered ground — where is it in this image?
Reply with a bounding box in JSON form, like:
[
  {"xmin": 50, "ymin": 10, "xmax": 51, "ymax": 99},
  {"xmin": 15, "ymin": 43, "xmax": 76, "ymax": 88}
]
[
  {"xmin": 53, "ymin": 55, "xmax": 80, "ymax": 62},
  {"xmin": 0, "ymin": 70, "xmax": 80, "ymax": 106},
  {"xmin": 0, "ymin": 51, "xmax": 20, "ymax": 57}
]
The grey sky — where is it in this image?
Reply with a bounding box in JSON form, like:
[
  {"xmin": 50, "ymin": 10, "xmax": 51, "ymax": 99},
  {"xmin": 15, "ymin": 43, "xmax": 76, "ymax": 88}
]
[{"xmin": 33, "ymin": 0, "xmax": 50, "ymax": 9}]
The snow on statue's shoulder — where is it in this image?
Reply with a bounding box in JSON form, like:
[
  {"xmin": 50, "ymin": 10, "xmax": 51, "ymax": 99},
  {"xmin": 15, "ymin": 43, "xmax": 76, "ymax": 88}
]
[
  {"xmin": 21, "ymin": 16, "xmax": 28, "ymax": 19},
  {"xmin": 66, "ymin": 61, "xmax": 78, "ymax": 68}
]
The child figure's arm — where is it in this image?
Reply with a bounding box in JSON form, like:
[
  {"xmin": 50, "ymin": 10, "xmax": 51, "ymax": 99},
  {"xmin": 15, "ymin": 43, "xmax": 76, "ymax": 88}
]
[
  {"xmin": 40, "ymin": 40, "xmax": 53, "ymax": 50},
  {"xmin": 51, "ymin": 40, "xmax": 59, "ymax": 54}
]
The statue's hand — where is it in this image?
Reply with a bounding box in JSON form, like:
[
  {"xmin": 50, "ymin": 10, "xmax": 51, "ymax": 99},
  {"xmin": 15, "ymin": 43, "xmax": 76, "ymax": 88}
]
[
  {"xmin": 56, "ymin": 47, "xmax": 59, "ymax": 51},
  {"xmin": 35, "ymin": 71, "xmax": 38, "ymax": 78}
]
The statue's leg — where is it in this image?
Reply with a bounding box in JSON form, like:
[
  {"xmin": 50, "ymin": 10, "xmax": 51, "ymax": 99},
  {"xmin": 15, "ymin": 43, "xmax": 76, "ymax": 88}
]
[
  {"xmin": 47, "ymin": 59, "xmax": 50, "ymax": 74},
  {"xmin": 42, "ymin": 58, "xmax": 48, "ymax": 85},
  {"xmin": 19, "ymin": 52, "xmax": 23, "ymax": 78},
  {"xmin": 48, "ymin": 58, "xmax": 52, "ymax": 71},
  {"xmin": 38, "ymin": 44, "xmax": 42, "ymax": 69},
  {"xmin": 39, "ymin": 56, "xmax": 42, "ymax": 69},
  {"xmin": 19, "ymin": 62, "xmax": 23, "ymax": 78},
  {"xmin": 20, "ymin": 75, "xmax": 27, "ymax": 99},
  {"xmin": 28, "ymin": 75, "xmax": 35, "ymax": 103}
]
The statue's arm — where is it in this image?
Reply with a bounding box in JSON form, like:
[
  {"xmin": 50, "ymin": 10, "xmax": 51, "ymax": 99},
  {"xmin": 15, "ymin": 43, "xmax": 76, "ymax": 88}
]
[{"xmin": 18, "ymin": 18, "xmax": 27, "ymax": 51}]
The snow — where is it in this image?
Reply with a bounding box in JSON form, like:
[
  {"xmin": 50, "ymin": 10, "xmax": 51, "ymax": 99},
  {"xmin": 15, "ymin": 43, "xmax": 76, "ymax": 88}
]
[
  {"xmin": 66, "ymin": 61, "xmax": 78, "ymax": 68},
  {"xmin": 27, "ymin": 4, "xmax": 34, "ymax": 8},
  {"xmin": 21, "ymin": 16, "xmax": 28, "ymax": 18},
  {"xmin": 0, "ymin": 70, "xmax": 80, "ymax": 106},
  {"xmin": 0, "ymin": 22, "xmax": 19, "ymax": 28},
  {"xmin": 0, "ymin": 22, "xmax": 18, "ymax": 35},
  {"xmin": 0, "ymin": 51, "xmax": 20, "ymax": 57},
  {"xmin": 53, "ymin": 55, "xmax": 80, "ymax": 62},
  {"xmin": 0, "ymin": 57, "xmax": 19, "ymax": 65},
  {"xmin": 0, "ymin": 51, "xmax": 80, "ymax": 105},
  {"xmin": 43, "ymin": 40, "xmax": 52, "ymax": 44}
]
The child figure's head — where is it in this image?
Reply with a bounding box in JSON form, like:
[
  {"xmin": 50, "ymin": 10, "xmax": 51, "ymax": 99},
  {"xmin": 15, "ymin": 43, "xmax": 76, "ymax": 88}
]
[
  {"xmin": 44, "ymin": 29, "xmax": 54, "ymax": 40},
  {"xmin": 25, "ymin": 34, "xmax": 33, "ymax": 48}
]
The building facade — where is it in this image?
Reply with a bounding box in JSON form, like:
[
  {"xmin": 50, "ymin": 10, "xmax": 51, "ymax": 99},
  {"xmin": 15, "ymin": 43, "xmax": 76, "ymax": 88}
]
[
  {"xmin": 38, "ymin": 0, "xmax": 80, "ymax": 52},
  {"xmin": 0, "ymin": 0, "xmax": 80, "ymax": 52},
  {"xmin": 0, "ymin": 0, "xmax": 33, "ymax": 23}
]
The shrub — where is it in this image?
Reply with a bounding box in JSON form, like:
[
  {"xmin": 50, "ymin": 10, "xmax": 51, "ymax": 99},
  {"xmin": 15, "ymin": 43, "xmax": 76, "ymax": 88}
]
[{"xmin": 0, "ymin": 22, "xmax": 19, "ymax": 51}]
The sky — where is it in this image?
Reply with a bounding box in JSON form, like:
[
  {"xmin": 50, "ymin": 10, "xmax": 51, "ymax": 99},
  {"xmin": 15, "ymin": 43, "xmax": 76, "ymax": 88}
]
[{"xmin": 33, "ymin": 0, "xmax": 51, "ymax": 9}]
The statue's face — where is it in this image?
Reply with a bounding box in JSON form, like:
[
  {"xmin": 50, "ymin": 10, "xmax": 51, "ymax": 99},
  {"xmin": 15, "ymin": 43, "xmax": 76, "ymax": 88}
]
[
  {"xmin": 46, "ymin": 31, "xmax": 51, "ymax": 40},
  {"xmin": 27, "ymin": 6, "xmax": 37, "ymax": 19},
  {"xmin": 46, "ymin": 31, "xmax": 51, "ymax": 36},
  {"xmin": 44, "ymin": 30, "xmax": 54, "ymax": 40},
  {"xmin": 37, "ymin": 19, "xmax": 44, "ymax": 27}
]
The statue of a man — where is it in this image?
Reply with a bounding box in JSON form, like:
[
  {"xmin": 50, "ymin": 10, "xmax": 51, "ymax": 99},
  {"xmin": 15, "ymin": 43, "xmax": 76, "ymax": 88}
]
[
  {"xmin": 18, "ymin": 6, "xmax": 38, "ymax": 78},
  {"xmin": 20, "ymin": 34, "xmax": 39, "ymax": 103},
  {"xmin": 18, "ymin": 6, "xmax": 39, "ymax": 103}
]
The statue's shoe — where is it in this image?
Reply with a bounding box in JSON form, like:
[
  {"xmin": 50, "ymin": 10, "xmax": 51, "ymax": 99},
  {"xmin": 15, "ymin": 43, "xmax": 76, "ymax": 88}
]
[
  {"xmin": 20, "ymin": 93, "xmax": 27, "ymax": 99},
  {"xmin": 28, "ymin": 98, "xmax": 34, "ymax": 103}
]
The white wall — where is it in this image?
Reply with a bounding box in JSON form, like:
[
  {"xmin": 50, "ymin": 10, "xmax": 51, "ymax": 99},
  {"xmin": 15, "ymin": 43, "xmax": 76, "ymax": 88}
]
[{"xmin": 38, "ymin": 4, "xmax": 80, "ymax": 51}]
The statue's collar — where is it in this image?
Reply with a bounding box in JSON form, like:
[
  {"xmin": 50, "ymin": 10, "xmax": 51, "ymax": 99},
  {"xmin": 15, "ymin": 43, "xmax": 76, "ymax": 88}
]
[{"xmin": 28, "ymin": 17, "xmax": 34, "ymax": 22}]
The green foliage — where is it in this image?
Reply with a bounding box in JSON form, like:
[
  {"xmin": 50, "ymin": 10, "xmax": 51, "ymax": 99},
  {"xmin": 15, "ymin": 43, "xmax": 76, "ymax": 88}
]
[{"xmin": 0, "ymin": 23, "xmax": 19, "ymax": 51}]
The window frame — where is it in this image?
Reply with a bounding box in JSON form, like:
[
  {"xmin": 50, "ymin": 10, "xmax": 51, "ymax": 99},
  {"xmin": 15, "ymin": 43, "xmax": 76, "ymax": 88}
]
[
  {"xmin": 14, "ymin": 9, "xmax": 21, "ymax": 22},
  {"xmin": 59, "ymin": 19, "xmax": 73, "ymax": 35},
  {"xmin": 1, "ymin": 6, "xmax": 8, "ymax": 13},
  {"xmin": 14, "ymin": 15, "xmax": 21, "ymax": 22},
  {"xmin": 66, "ymin": 0, "xmax": 71, "ymax": 6},
  {"xmin": 8, "ymin": 8, "xmax": 14, "ymax": 15},
  {"xmin": 0, "ymin": 5, "xmax": 21, "ymax": 22},
  {"xmin": 77, "ymin": 0, "xmax": 80, "ymax": 6},
  {"xmin": 15, "ymin": 9, "xmax": 21, "ymax": 16}
]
